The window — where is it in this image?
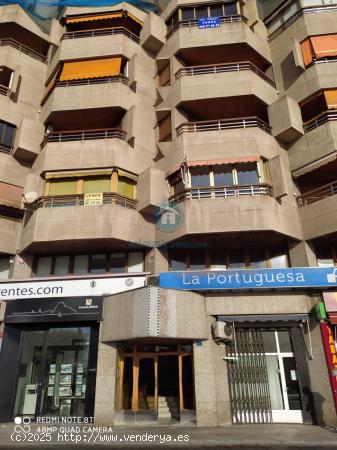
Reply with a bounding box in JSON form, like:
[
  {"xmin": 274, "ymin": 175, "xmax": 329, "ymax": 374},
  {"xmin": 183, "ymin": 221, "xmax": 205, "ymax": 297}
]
[
  {"xmin": 158, "ymin": 62, "xmax": 170, "ymax": 87},
  {"xmin": 48, "ymin": 178, "xmax": 77, "ymax": 195},
  {"xmin": 209, "ymin": 248, "xmax": 227, "ymax": 269},
  {"xmin": 158, "ymin": 114, "xmax": 172, "ymax": 142},
  {"xmin": 209, "ymin": 5, "xmax": 223, "ymax": 17},
  {"xmin": 224, "ymin": 2, "xmax": 237, "ymax": 15},
  {"xmin": 182, "ymin": 7, "xmax": 194, "ymax": 20},
  {"xmin": 195, "ymin": 6, "xmax": 208, "ymax": 19},
  {"xmin": 83, "ymin": 176, "xmax": 111, "ymax": 194},
  {"xmin": 213, "ymin": 165, "xmax": 233, "ymax": 186},
  {"xmin": 269, "ymin": 248, "xmax": 288, "ymax": 268},
  {"xmin": 236, "ymin": 163, "xmax": 259, "ymax": 185},
  {"xmin": 316, "ymin": 245, "xmax": 336, "ymax": 267},
  {"xmin": 228, "ymin": 249, "xmax": 246, "ymax": 269},
  {"xmin": 250, "ymin": 248, "xmax": 267, "ymax": 268},
  {"xmin": 170, "ymin": 249, "xmax": 187, "ymax": 271},
  {"xmin": 0, "ymin": 120, "xmax": 16, "ymax": 149},
  {"xmin": 0, "ymin": 256, "xmax": 10, "ymax": 279},
  {"xmin": 301, "ymin": 34, "xmax": 337, "ymax": 67},
  {"xmin": 118, "ymin": 176, "xmax": 135, "ymax": 198},
  {"xmin": 168, "ymin": 172, "xmax": 185, "ymax": 196},
  {"xmin": 34, "ymin": 252, "xmax": 144, "ymax": 277},
  {"xmin": 190, "ymin": 166, "xmax": 210, "ymax": 188},
  {"xmin": 189, "ymin": 250, "xmax": 205, "ymax": 270}
]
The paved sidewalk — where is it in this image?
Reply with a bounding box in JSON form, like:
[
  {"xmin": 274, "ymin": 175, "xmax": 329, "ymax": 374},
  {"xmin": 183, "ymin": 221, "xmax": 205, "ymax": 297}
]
[{"xmin": 0, "ymin": 423, "xmax": 337, "ymax": 449}]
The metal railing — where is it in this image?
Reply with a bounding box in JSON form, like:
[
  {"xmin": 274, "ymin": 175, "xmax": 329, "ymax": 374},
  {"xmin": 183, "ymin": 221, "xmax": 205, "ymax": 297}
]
[
  {"xmin": 175, "ymin": 62, "xmax": 276, "ymax": 87},
  {"xmin": 34, "ymin": 192, "xmax": 137, "ymax": 209},
  {"xmin": 176, "ymin": 117, "xmax": 272, "ymax": 136},
  {"xmin": 0, "ymin": 38, "xmax": 47, "ymax": 63},
  {"xmin": 0, "ymin": 144, "xmax": 12, "ymax": 155},
  {"xmin": 55, "ymin": 75, "xmax": 128, "ymax": 88},
  {"xmin": 303, "ymin": 110, "xmax": 337, "ymax": 133},
  {"xmin": 169, "ymin": 184, "xmax": 272, "ymax": 204},
  {"xmin": 62, "ymin": 27, "xmax": 140, "ymax": 43},
  {"xmin": 40, "ymin": 128, "xmax": 126, "ymax": 148},
  {"xmin": 167, "ymin": 15, "xmax": 247, "ymax": 39},
  {"xmin": 0, "ymin": 84, "xmax": 10, "ymax": 96},
  {"xmin": 296, "ymin": 180, "xmax": 337, "ymax": 207}
]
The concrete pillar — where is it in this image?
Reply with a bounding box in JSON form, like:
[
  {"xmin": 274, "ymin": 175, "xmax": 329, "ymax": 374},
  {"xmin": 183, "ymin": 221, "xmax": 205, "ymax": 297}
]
[
  {"xmin": 10, "ymin": 252, "xmax": 33, "ymax": 279},
  {"xmin": 94, "ymin": 339, "xmax": 118, "ymax": 425},
  {"xmin": 144, "ymin": 247, "xmax": 169, "ymax": 274},
  {"xmin": 288, "ymin": 240, "xmax": 317, "ymax": 267},
  {"xmin": 193, "ymin": 316, "xmax": 231, "ymax": 426}
]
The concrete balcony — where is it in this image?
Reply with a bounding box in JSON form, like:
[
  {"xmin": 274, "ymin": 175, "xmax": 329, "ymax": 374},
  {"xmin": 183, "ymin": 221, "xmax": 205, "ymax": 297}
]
[
  {"xmin": 162, "ymin": 17, "xmax": 271, "ymax": 63},
  {"xmin": 289, "ymin": 118, "xmax": 337, "ymax": 176},
  {"xmin": 41, "ymin": 77, "xmax": 132, "ymax": 123},
  {"xmin": 0, "ymin": 216, "xmax": 21, "ymax": 254},
  {"xmin": 19, "ymin": 195, "xmax": 155, "ymax": 252},
  {"xmin": 40, "ymin": 131, "xmax": 151, "ymax": 175},
  {"xmin": 297, "ymin": 182, "xmax": 337, "ymax": 240},
  {"xmin": 155, "ymin": 188, "xmax": 302, "ymax": 243},
  {"xmin": 173, "ymin": 62, "xmax": 277, "ymax": 106}
]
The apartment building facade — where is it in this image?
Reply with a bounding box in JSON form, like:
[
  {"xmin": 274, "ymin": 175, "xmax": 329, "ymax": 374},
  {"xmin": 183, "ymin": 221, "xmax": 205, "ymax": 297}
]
[{"xmin": 0, "ymin": 0, "xmax": 336, "ymax": 427}]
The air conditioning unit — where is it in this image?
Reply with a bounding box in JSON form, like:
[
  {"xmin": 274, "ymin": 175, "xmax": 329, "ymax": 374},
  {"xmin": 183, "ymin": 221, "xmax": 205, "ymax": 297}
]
[{"xmin": 211, "ymin": 321, "xmax": 234, "ymax": 342}]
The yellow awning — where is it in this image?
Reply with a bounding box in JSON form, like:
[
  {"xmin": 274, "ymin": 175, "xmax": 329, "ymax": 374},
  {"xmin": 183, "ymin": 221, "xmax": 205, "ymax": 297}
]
[
  {"xmin": 66, "ymin": 12, "xmax": 123, "ymax": 23},
  {"xmin": 45, "ymin": 169, "xmax": 113, "ymax": 179},
  {"xmin": 324, "ymin": 90, "xmax": 337, "ymax": 109},
  {"xmin": 117, "ymin": 169, "xmax": 138, "ymax": 181},
  {"xmin": 127, "ymin": 12, "xmax": 143, "ymax": 25},
  {"xmin": 59, "ymin": 57, "xmax": 122, "ymax": 81}
]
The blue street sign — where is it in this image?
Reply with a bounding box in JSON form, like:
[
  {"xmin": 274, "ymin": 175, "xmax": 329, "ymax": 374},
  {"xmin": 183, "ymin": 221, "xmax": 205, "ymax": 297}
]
[
  {"xmin": 198, "ymin": 17, "xmax": 220, "ymax": 29},
  {"xmin": 159, "ymin": 267, "xmax": 337, "ymax": 291}
]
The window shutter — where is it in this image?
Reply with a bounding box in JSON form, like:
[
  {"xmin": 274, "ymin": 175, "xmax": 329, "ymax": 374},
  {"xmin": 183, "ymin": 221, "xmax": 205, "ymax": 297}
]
[
  {"xmin": 268, "ymin": 156, "xmax": 288, "ymax": 199},
  {"xmin": 9, "ymin": 66, "xmax": 21, "ymax": 95},
  {"xmin": 83, "ymin": 176, "xmax": 111, "ymax": 194},
  {"xmin": 292, "ymin": 39, "xmax": 305, "ymax": 70},
  {"xmin": 48, "ymin": 178, "xmax": 77, "ymax": 195}
]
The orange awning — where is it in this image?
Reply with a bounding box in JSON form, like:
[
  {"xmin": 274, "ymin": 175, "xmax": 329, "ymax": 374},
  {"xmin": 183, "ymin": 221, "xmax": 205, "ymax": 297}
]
[
  {"xmin": 300, "ymin": 38, "xmax": 314, "ymax": 67},
  {"xmin": 66, "ymin": 12, "xmax": 123, "ymax": 23},
  {"xmin": 311, "ymin": 34, "xmax": 337, "ymax": 58},
  {"xmin": 324, "ymin": 90, "xmax": 337, "ymax": 109},
  {"xmin": 166, "ymin": 156, "xmax": 260, "ymax": 177},
  {"xmin": 66, "ymin": 11, "xmax": 142, "ymax": 25},
  {"xmin": 60, "ymin": 57, "xmax": 122, "ymax": 81}
]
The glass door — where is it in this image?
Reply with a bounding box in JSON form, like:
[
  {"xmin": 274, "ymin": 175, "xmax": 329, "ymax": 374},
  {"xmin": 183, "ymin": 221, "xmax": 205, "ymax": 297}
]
[
  {"xmin": 14, "ymin": 326, "xmax": 93, "ymax": 419},
  {"xmin": 263, "ymin": 330, "xmax": 303, "ymax": 423}
]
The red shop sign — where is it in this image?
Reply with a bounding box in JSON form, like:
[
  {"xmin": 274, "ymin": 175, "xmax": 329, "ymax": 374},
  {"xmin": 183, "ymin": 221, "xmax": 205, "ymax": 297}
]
[{"xmin": 320, "ymin": 322, "xmax": 337, "ymax": 412}]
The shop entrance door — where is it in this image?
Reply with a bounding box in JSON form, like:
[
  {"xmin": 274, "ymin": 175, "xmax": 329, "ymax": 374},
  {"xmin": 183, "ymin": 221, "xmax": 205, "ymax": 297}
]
[
  {"xmin": 263, "ymin": 330, "xmax": 303, "ymax": 423},
  {"xmin": 13, "ymin": 326, "xmax": 97, "ymax": 419}
]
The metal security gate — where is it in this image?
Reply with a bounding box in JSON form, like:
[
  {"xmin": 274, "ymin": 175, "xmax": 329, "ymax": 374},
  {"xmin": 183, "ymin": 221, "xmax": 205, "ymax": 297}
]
[{"xmin": 227, "ymin": 328, "xmax": 272, "ymax": 424}]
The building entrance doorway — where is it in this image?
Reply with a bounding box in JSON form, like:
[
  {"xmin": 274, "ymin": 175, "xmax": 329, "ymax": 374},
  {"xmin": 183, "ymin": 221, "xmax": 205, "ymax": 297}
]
[{"xmin": 118, "ymin": 343, "xmax": 194, "ymax": 423}]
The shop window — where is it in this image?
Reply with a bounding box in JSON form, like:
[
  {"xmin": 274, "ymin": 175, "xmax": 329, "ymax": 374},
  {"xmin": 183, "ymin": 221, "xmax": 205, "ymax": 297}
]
[
  {"xmin": 0, "ymin": 256, "xmax": 10, "ymax": 279},
  {"xmin": 36, "ymin": 257, "xmax": 53, "ymax": 277},
  {"xmin": 48, "ymin": 178, "xmax": 77, "ymax": 196},
  {"xmin": 316, "ymin": 245, "xmax": 336, "ymax": 267},
  {"xmin": 0, "ymin": 120, "xmax": 16, "ymax": 149},
  {"xmin": 90, "ymin": 254, "xmax": 107, "ymax": 274},
  {"xmin": 261, "ymin": 330, "xmax": 278, "ymax": 353},
  {"xmin": 277, "ymin": 331, "xmax": 293, "ymax": 352},
  {"xmin": 54, "ymin": 256, "xmax": 70, "ymax": 276},
  {"xmin": 190, "ymin": 166, "xmax": 210, "ymax": 188},
  {"xmin": 213, "ymin": 165, "xmax": 233, "ymax": 187},
  {"xmin": 83, "ymin": 176, "xmax": 111, "ymax": 194},
  {"xmin": 209, "ymin": 248, "xmax": 227, "ymax": 269},
  {"xmin": 73, "ymin": 255, "xmax": 89, "ymax": 274},
  {"xmin": 236, "ymin": 163, "xmax": 259, "ymax": 185}
]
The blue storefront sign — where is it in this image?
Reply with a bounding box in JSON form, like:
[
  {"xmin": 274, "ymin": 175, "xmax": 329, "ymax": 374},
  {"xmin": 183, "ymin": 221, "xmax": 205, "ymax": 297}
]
[
  {"xmin": 159, "ymin": 267, "xmax": 337, "ymax": 291},
  {"xmin": 198, "ymin": 17, "xmax": 220, "ymax": 29}
]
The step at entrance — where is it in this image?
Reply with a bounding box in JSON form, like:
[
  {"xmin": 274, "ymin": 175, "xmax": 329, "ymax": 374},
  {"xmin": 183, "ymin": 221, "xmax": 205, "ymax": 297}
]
[{"xmin": 157, "ymin": 396, "xmax": 173, "ymax": 424}]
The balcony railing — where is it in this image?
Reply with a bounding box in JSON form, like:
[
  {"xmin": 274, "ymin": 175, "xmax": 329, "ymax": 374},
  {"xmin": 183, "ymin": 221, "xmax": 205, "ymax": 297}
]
[
  {"xmin": 40, "ymin": 128, "xmax": 126, "ymax": 148},
  {"xmin": 296, "ymin": 180, "xmax": 337, "ymax": 207},
  {"xmin": 176, "ymin": 117, "xmax": 272, "ymax": 136},
  {"xmin": 0, "ymin": 144, "xmax": 12, "ymax": 155},
  {"xmin": 169, "ymin": 184, "xmax": 272, "ymax": 204},
  {"xmin": 62, "ymin": 27, "xmax": 140, "ymax": 43},
  {"xmin": 175, "ymin": 62, "xmax": 276, "ymax": 87},
  {"xmin": 0, "ymin": 84, "xmax": 10, "ymax": 96},
  {"xmin": 303, "ymin": 110, "xmax": 337, "ymax": 133},
  {"xmin": 167, "ymin": 15, "xmax": 247, "ymax": 39},
  {"xmin": 0, "ymin": 38, "xmax": 47, "ymax": 63},
  {"xmin": 34, "ymin": 193, "xmax": 137, "ymax": 209},
  {"xmin": 55, "ymin": 75, "xmax": 129, "ymax": 88}
]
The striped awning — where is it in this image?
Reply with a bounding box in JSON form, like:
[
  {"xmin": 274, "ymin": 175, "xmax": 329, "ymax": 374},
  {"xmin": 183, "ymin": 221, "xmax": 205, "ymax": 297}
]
[{"xmin": 66, "ymin": 11, "xmax": 143, "ymax": 25}]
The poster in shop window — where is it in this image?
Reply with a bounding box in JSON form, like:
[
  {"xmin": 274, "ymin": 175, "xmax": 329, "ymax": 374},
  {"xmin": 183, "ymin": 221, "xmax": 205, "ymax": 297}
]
[{"xmin": 320, "ymin": 322, "xmax": 337, "ymax": 413}]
